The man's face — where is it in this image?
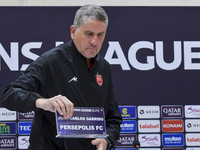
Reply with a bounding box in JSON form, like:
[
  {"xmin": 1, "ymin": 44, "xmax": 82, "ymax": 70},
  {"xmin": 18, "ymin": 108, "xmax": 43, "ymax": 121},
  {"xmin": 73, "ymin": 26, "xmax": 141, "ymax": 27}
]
[{"xmin": 71, "ymin": 19, "xmax": 107, "ymax": 59}]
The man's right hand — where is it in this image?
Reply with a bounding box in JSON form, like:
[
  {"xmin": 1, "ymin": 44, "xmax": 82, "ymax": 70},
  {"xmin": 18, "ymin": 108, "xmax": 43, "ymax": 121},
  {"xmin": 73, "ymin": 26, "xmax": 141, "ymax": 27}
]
[{"xmin": 35, "ymin": 94, "xmax": 74, "ymax": 119}]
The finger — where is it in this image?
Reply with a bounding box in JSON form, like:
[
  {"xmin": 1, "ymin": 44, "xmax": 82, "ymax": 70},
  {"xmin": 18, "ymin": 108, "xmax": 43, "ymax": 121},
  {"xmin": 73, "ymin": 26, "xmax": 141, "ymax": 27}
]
[
  {"xmin": 57, "ymin": 95, "xmax": 74, "ymax": 119},
  {"xmin": 91, "ymin": 139, "xmax": 101, "ymax": 150},
  {"xmin": 56, "ymin": 96, "xmax": 69, "ymax": 118},
  {"xmin": 52, "ymin": 96, "xmax": 64, "ymax": 115},
  {"xmin": 91, "ymin": 139, "xmax": 100, "ymax": 145},
  {"xmin": 70, "ymin": 103, "xmax": 74, "ymax": 115},
  {"xmin": 62, "ymin": 97, "xmax": 74, "ymax": 119},
  {"xmin": 98, "ymin": 143, "xmax": 104, "ymax": 150},
  {"xmin": 92, "ymin": 138, "xmax": 107, "ymax": 150}
]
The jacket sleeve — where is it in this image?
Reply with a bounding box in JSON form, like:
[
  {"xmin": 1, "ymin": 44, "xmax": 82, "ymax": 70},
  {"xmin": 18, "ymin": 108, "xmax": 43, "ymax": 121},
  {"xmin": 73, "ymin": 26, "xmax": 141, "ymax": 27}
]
[
  {"xmin": 1, "ymin": 57, "xmax": 48, "ymax": 112},
  {"xmin": 104, "ymin": 63, "xmax": 122, "ymax": 147},
  {"xmin": 105, "ymin": 89, "xmax": 122, "ymax": 147}
]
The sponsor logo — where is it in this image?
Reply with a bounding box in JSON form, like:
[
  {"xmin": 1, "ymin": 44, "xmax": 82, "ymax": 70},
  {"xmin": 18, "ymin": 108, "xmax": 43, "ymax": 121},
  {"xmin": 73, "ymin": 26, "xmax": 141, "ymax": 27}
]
[
  {"xmin": 0, "ymin": 122, "xmax": 16, "ymax": 135},
  {"xmin": 185, "ymin": 119, "xmax": 200, "ymax": 132},
  {"xmin": 162, "ymin": 120, "xmax": 184, "ymax": 132},
  {"xmin": 186, "ymin": 148, "xmax": 200, "ymax": 150},
  {"xmin": 138, "ymin": 120, "xmax": 160, "ymax": 133},
  {"xmin": 0, "ymin": 108, "xmax": 16, "ymax": 121},
  {"xmin": 120, "ymin": 120, "xmax": 137, "ymax": 133},
  {"xmin": 139, "ymin": 110, "xmax": 144, "ymax": 115},
  {"xmin": 18, "ymin": 122, "xmax": 32, "ymax": 135},
  {"xmin": 139, "ymin": 149, "xmax": 161, "ymax": 150},
  {"xmin": 139, "ymin": 134, "xmax": 161, "ymax": 147},
  {"xmin": 187, "ymin": 123, "xmax": 192, "ymax": 128},
  {"xmin": 161, "ymin": 105, "xmax": 183, "ymax": 118},
  {"xmin": 0, "ymin": 136, "xmax": 16, "ymax": 149},
  {"xmin": 116, "ymin": 134, "xmax": 137, "ymax": 147},
  {"xmin": 138, "ymin": 106, "xmax": 160, "ymax": 119},
  {"xmin": 163, "ymin": 148, "xmax": 184, "ymax": 150},
  {"xmin": 68, "ymin": 76, "xmax": 78, "ymax": 83},
  {"xmin": 186, "ymin": 133, "xmax": 200, "ymax": 146},
  {"xmin": 185, "ymin": 105, "xmax": 200, "ymax": 118},
  {"xmin": 162, "ymin": 134, "xmax": 184, "ymax": 146},
  {"xmin": 118, "ymin": 106, "xmax": 136, "ymax": 119},
  {"xmin": 18, "ymin": 111, "xmax": 35, "ymax": 120},
  {"xmin": 115, "ymin": 148, "xmax": 136, "ymax": 150},
  {"xmin": 18, "ymin": 136, "xmax": 30, "ymax": 149}
]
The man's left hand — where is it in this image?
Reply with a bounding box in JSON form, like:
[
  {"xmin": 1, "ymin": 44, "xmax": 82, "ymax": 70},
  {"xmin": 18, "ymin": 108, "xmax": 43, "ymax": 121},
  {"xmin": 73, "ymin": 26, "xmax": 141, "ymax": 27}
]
[{"xmin": 91, "ymin": 138, "xmax": 108, "ymax": 150}]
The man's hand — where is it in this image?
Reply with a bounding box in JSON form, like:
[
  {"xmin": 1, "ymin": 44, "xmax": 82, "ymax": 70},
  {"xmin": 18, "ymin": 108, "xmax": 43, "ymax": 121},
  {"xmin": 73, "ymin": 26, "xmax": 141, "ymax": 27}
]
[
  {"xmin": 91, "ymin": 138, "xmax": 108, "ymax": 150},
  {"xmin": 35, "ymin": 94, "xmax": 74, "ymax": 119}
]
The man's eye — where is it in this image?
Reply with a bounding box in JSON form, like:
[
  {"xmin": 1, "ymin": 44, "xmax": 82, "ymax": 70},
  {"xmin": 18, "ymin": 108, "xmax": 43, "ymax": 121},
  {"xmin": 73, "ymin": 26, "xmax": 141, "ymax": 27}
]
[
  {"xmin": 97, "ymin": 33, "xmax": 103, "ymax": 37},
  {"xmin": 86, "ymin": 32, "xmax": 93, "ymax": 36},
  {"xmin": 97, "ymin": 33, "xmax": 105, "ymax": 38}
]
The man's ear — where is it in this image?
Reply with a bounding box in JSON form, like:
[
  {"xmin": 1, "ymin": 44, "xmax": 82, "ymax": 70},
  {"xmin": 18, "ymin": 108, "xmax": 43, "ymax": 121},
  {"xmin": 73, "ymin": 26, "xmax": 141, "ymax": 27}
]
[{"xmin": 70, "ymin": 25, "xmax": 76, "ymax": 40}]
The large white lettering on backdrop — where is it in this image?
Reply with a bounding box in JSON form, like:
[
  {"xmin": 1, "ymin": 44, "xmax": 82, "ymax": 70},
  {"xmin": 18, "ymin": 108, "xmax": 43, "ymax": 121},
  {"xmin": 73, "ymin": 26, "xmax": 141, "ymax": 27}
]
[
  {"xmin": 0, "ymin": 41, "xmax": 200, "ymax": 71},
  {"xmin": 105, "ymin": 41, "xmax": 200, "ymax": 70},
  {"xmin": 0, "ymin": 42, "xmax": 41, "ymax": 71},
  {"xmin": 0, "ymin": 42, "xmax": 63, "ymax": 71}
]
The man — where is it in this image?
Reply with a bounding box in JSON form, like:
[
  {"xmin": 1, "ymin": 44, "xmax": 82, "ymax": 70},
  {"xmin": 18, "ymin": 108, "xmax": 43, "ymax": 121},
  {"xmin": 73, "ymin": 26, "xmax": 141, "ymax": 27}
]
[{"xmin": 1, "ymin": 4, "xmax": 122, "ymax": 150}]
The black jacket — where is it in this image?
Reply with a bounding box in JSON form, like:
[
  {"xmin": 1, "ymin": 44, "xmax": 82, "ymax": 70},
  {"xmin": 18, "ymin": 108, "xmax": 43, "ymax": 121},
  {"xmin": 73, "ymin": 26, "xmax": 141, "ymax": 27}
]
[{"xmin": 1, "ymin": 40, "xmax": 122, "ymax": 150}]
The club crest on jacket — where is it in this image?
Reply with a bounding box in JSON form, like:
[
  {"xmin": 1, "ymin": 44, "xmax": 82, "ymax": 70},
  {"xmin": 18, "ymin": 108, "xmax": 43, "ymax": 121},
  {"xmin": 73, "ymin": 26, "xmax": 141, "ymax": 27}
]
[{"xmin": 96, "ymin": 72, "xmax": 103, "ymax": 86}]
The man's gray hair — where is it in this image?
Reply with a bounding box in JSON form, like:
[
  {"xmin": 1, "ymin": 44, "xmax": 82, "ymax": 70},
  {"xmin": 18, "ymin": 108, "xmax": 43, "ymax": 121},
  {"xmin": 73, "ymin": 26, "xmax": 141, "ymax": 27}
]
[{"xmin": 73, "ymin": 4, "xmax": 108, "ymax": 28}]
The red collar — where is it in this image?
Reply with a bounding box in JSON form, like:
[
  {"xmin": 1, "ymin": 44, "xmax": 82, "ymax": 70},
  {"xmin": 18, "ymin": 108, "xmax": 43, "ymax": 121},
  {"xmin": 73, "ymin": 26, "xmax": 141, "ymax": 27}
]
[{"xmin": 88, "ymin": 59, "xmax": 94, "ymax": 70}]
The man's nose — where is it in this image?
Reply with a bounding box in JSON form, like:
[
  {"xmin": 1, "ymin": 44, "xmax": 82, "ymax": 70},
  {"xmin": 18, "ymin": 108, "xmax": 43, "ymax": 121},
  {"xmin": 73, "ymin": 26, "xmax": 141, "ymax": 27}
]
[{"xmin": 90, "ymin": 36, "xmax": 98, "ymax": 45}]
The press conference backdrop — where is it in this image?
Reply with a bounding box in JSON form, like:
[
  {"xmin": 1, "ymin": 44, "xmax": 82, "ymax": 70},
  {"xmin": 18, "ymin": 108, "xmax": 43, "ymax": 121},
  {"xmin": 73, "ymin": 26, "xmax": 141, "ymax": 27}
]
[{"xmin": 0, "ymin": 7, "xmax": 200, "ymax": 150}]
